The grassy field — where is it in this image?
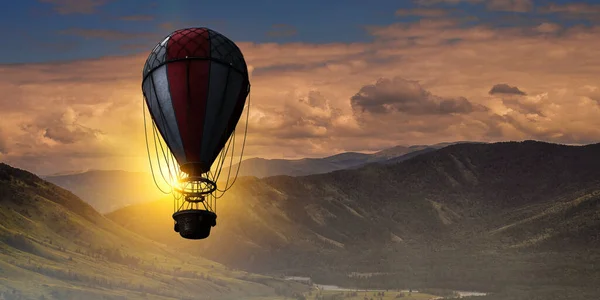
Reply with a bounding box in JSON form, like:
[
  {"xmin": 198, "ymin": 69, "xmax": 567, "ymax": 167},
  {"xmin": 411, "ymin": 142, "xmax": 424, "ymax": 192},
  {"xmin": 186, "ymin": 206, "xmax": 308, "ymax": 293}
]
[
  {"xmin": 305, "ymin": 289, "xmax": 440, "ymax": 300},
  {"xmin": 0, "ymin": 237, "xmax": 307, "ymax": 300},
  {"xmin": 241, "ymin": 290, "xmax": 443, "ymax": 300}
]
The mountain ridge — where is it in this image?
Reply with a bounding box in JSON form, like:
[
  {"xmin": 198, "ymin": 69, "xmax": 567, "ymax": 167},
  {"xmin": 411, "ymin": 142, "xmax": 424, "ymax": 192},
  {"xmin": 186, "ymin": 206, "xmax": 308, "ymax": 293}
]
[
  {"xmin": 44, "ymin": 169, "xmax": 166, "ymax": 214},
  {"xmin": 220, "ymin": 141, "xmax": 477, "ymax": 178},
  {"xmin": 43, "ymin": 142, "xmax": 472, "ymax": 213},
  {"xmin": 107, "ymin": 140, "xmax": 600, "ymax": 296}
]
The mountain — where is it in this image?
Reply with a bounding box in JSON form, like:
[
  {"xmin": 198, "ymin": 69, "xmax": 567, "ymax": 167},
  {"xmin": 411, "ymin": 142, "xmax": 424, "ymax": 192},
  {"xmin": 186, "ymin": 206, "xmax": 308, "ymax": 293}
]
[
  {"xmin": 42, "ymin": 142, "xmax": 468, "ymax": 214},
  {"xmin": 221, "ymin": 142, "xmax": 472, "ymax": 178},
  {"xmin": 0, "ymin": 163, "xmax": 307, "ymax": 300},
  {"xmin": 107, "ymin": 140, "xmax": 600, "ymax": 298},
  {"xmin": 44, "ymin": 170, "xmax": 166, "ymax": 213}
]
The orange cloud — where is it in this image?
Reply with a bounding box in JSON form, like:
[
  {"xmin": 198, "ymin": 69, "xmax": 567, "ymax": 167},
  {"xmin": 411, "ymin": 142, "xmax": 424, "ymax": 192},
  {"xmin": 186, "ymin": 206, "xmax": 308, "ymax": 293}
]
[
  {"xmin": 266, "ymin": 24, "xmax": 298, "ymax": 38},
  {"xmin": 3, "ymin": 19, "xmax": 600, "ymax": 174}
]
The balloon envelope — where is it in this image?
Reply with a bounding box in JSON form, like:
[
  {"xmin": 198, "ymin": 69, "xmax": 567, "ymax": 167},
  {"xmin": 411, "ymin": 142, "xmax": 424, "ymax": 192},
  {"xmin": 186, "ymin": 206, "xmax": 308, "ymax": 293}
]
[{"xmin": 142, "ymin": 27, "xmax": 250, "ymax": 176}]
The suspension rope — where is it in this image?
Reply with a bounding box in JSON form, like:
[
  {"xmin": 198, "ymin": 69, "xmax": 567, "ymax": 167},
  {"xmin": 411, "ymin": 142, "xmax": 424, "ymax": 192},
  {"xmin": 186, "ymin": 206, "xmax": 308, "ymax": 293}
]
[
  {"xmin": 152, "ymin": 122, "xmax": 174, "ymax": 192},
  {"xmin": 215, "ymin": 90, "xmax": 252, "ymax": 197},
  {"xmin": 143, "ymin": 97, "xmax": 172, "ymax": 194},
  {"xmin": 216, "ymin": 129, "xmax": 236, "ymax": 192},
  {"xmin": 211, "ymin": 128, "xmax": 235, "ymax": 184}
]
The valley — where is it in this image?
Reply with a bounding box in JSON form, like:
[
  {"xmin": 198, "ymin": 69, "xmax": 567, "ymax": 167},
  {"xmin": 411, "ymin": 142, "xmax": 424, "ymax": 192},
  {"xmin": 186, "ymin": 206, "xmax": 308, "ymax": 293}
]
[{"xmin": 3, "ymin": 141, "xmax": 600, "ymax": 299}]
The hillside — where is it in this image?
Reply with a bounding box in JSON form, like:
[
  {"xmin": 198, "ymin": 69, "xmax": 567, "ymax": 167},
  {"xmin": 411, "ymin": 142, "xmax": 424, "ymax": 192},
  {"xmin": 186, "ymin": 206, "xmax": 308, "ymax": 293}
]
[
  {"xmin": 108, "ymin": 141, "xmax": 600, "ymax": 298},
  {"xmin": 44, "ymin": 170, "xmax": 166, "ymax": 213},
  {"xmin": 219, "ymin": 142, "xmax": 464, "ymax": 178},
  {"xmin": 0, "ymin": 163, "xmax": 307, "ymax": 300}
]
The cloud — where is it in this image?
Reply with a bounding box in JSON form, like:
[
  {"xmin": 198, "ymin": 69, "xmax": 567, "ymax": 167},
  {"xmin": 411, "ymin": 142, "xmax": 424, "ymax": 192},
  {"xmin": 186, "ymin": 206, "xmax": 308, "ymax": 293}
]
[
  {"xmin": 5, "ymin": 17, "xmax": 600, "ymax": 174},
  {"xmin": 414, "ymin": 0, "xmax": 534, "ymax": 13},
  {"xmin": 487, "ymin": 0, "xmax": 534, "ymax": 12},
  {"xmin": 0, "ymin": 54, "xmax": 145, "ymax": 174},
  {"xmin": 396, "ymin": 8, "xmax": 449, "ymax": 17},
  {"xmin": 535, "ymin": 22, "xmax": 562, "ymax": 33},
  {"xmin": 489, "ymin": 83, "xmax": 527, "ymax": 96},
  {"xmin": 488, "ymin": 84, "xmax": 545, "ymax": 117},
  {"xmin": 414, "ymin": 0, "xmax": 484, "ymax": 6},
  {"xmin": 39, "ymin": 0, "xmax": 109, "ymax": 14},
  {"xmin": 582, "ymin": 87, "xmax": 600, "ymax": 104},
  {"xmin": 351, "ymin": 77, "xmax": 487, "ymax": 115},
  {"xmin": 366, "ymin": 18, "xmax": 496, "ymax": 43},
  {"xmin": 39, "ymin": 107, "xmax": 103, "ymax": 144},
  {"xmin": 157, "ymin": 21, "xmax": 229, "ymax": 33},
  {"xmin": 538, "ymin": 3, "xmax": 600, "ymax": 23},
  {"xmin": 59, "ymin": 28, "xmax": 154, "ymax": 40},
  {"xmin": 248, "ymin": 91, "xmax": 341, "ymax": 141},
  {"xmin": 539, "ymin": 3, "xmax": 600, "ymax": 15},
  {"xmin": 118, "ymin": 15, "xmax": 155, "ymax": 21},
  {"xmin": 500, "ymin": 92, "xmax": 546, "ymax": 116},
  {"xmin": 0, "ymin": 128, "xmax": 7, "ymax": 155},
  {"xmin": 266, "ymin": 24, "xmax": 298, "ymax": 38},
  {"xmin": 119, "ymin": 44, "xmax": 151, "ymax": 51},
  {"xmin": 158, "ymin": 22, "xmax": 177, "ymax": 31}
]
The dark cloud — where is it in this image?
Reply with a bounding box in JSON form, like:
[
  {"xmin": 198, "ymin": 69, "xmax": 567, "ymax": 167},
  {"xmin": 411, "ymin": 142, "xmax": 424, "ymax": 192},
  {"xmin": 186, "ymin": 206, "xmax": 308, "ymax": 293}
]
[
  {"xmin": 414, "ymin": 0, "xmax": 484, "ymax": 6},
  {"xmin": 301, "ymin": 91, "xmax": 328, "ymax": 108},
  {"xmin": 266, "ymin": 24, "xmax": 298, "ymax": 38},
  {"xmin": 39, "ymin": 0, "xmax": 110, "ymax": 15},
  {"xmin": 481, "ymin": 14, "xmax": 546, "ymax": 29},
  {"xmin": 489, "ymin": 83, "xmax": 527, "ymax": 96},
  {"xmin": 119, "ymin": 43, "xmax": 152, "ymax": 51},
  {"xmin": 539, "ymin": 3, "xmax": 600, "ymax": 15},
  {"xmin": 118, "ymin": 15, "xmax": 155, "ymax": 21},
  {"xmin": 58, "ymin": 28, "xmax": 155, "ymax": 40},
  {"xmin": 396, "ymin": 8, "xmax": 448, "ymax": 17},
  {"xmin": 487, "ymin": 0, "xmax": 534, "ymax": 13},
  {"xmin": 351, "ymin": 77, "xmax": 487, "ymax": 115},
  {"xmin": 538, "ymin": 3, "xmax": 600, "ymax": 23},
  {"xmin": 158, "ymin": 20, "xmax": 228, "ymax": 33}
]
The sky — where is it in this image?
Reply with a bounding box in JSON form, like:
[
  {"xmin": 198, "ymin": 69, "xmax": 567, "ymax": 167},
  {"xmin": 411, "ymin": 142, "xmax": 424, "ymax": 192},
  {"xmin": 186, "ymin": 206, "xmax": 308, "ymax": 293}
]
[{"xmin": 2, "ymin": 0, "xmax": 600, "ymax": 175}]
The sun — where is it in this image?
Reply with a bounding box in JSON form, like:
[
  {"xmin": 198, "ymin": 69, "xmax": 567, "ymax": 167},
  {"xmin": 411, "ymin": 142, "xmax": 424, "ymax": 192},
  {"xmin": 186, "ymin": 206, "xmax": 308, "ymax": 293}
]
[{"xmin": 150, "ymin": 157, "xmax": 182, "ymax": 193}]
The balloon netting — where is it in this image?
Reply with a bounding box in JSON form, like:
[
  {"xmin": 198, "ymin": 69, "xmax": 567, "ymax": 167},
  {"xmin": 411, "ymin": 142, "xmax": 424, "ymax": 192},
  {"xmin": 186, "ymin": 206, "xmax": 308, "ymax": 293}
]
[{"xmin": 143, "ymin": 27, "xmax": 248, "ymax": 80}]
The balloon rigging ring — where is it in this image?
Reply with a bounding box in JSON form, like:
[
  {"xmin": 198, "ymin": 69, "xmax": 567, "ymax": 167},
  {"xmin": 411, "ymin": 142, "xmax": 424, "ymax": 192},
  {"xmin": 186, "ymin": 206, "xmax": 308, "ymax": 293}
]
[{"xmin": 173, "ymin": 176, "xmax": 217, "ymax": 196}]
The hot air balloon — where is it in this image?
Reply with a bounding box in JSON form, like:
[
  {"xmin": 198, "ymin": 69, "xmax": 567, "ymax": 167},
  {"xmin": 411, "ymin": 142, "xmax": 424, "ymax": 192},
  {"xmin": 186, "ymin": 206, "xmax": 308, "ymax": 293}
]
[{"xmin": 141, "ymin": 27, "xmax": 250, "ymax": 240}]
